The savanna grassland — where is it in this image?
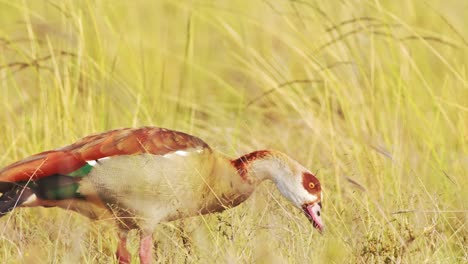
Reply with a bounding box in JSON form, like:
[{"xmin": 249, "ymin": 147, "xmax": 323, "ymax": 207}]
[{"xmin": 0, "ymin": 0, "xmax": 467, "ymax": 263}]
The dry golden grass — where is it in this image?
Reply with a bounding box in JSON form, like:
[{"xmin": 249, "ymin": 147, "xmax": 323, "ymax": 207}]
[{"xmin": 0, "ymin": 0, "xmax": 466, "ymax": 263}]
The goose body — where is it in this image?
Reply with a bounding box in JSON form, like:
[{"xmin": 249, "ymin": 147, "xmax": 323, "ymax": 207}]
[{"xmin": 0, "ymin": 127, "xmax": 323, "ymax": 264}]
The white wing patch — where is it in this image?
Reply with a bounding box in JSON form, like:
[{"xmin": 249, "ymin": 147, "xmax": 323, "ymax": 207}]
[
  {"xmin": 86, "ymin": 157, "xmax": 111, "ymax": 166},
  {"xmin": 85, "ymin": 148, "xmax": 204, "ymax": 165},
  {"xmin": 162, "ymin": 148, "xmax": 204, "ymax": 159},
  {"xmin": 174, "ymin": 150, "xmax": 190, "ymax": 156},
  {"xmin": 86, "ymin": 160, "xmax": 97, "ymax": 166}
]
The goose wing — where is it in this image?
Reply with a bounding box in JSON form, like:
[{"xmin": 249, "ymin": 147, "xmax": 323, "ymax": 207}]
[{"xmin": 0, "ymin": 127, "xmax": 210, "ymax": 182}]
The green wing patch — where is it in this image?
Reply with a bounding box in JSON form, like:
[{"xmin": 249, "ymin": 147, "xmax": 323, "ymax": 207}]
[
  {"xmin": 22, "ymin": 164, "xmax": 94, "ymax": 200},
  {"xmin": 67, "ymin": 163, "xmax": 94, "ymax": 177},
  {"xmin": 34, "ymin": 176, "xmax": 82, "ymax": 200}
]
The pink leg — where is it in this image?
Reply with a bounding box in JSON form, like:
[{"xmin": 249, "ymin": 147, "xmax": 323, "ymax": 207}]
[
  {"xmin": 139, "ymin": 231, "xmax": 153, "ymax": 264},
  {"xmin": 116, "ymin": 232, "xmax": 131, "ymax": 264}
]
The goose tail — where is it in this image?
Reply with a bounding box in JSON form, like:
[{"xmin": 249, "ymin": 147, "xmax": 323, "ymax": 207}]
[{"xmin": 0, "ymin": 182, "xmax": 34, "ymax": 217}]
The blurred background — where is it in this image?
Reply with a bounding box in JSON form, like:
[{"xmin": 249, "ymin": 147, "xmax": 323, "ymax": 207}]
[{"xmin": 0, "ymin": 0, "xmax": 466, "ymax": 263}]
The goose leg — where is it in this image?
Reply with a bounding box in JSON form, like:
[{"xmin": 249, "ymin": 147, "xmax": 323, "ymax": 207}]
[
  {"xmin": 116, "ymin": 231, "xmax": 131, "ymax": 264},
  {"xmin": 139, "ymin": 231, "xmax": 153, "ymax": 264}
]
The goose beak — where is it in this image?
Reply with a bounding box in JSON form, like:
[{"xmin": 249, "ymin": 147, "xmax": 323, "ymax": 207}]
[{"xmin": 303, "ymin": 202, "xmax": 324, "ymax": 233}]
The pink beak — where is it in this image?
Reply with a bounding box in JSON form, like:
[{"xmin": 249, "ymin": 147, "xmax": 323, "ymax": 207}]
[{"xmin": 304, "ymin": 203, "xmax": 324, "ymax": 233}]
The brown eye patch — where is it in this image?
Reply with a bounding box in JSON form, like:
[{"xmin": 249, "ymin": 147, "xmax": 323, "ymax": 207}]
[{"xmin": 302, "ymin": 172, "xmax": 321, "ymax": 194}]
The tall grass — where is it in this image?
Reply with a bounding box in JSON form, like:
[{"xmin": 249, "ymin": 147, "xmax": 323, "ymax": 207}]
[{"xmin": 0, "ymin": 0, "xmax": 466, "ymax": 263}]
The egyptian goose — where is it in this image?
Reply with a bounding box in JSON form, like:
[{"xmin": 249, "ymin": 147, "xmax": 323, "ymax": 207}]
[{"xmin": 0, "ymin": 127, "xmax": 323, "ymax": 263}]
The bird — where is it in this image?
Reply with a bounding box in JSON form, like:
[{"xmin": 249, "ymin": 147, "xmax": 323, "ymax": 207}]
[{"xmin": 0, "ymin": 126, "xmax": 323, "ymax": 264}]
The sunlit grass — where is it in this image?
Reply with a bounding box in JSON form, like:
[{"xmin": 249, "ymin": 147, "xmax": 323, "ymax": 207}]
[{"xmin": 0, "ymin": 0, "xmax": 466, "ymax": 263}]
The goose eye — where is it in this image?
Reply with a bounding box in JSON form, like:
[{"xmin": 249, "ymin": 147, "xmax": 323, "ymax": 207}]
[{"xmin": 308, "ymin": 182, "xmax": 315, "ymax": 189}]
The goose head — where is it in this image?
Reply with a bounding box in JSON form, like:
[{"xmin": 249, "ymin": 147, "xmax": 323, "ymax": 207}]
[
  {"xmin": 233, "ymin": 150, "xmax": 324, "ymax": 233},
  {"xmin": 272, "ymin": 167, "xmax": 324, "ymax": 233}
]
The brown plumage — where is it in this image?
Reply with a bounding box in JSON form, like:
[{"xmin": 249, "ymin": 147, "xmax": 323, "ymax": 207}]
[
  {"xmin": 0, "ymin": 127, "xmax": 208, "ymax": 182},
  {"xmin": 0, "ymin": 127, "xmax": 323, "ymax": 264}
]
